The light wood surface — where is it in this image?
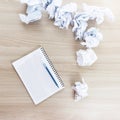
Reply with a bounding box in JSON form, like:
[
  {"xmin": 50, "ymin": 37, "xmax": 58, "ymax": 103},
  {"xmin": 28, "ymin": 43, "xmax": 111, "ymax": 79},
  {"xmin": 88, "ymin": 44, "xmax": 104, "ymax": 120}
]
[{"xmin": 0, "ymin": 0, "xmax": 120, "ymax": 120}]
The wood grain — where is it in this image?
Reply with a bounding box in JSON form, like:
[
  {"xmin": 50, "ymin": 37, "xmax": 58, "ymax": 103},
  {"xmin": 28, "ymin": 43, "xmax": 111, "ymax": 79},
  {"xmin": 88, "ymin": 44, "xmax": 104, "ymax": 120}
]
[{"xmin": 0, "ymin": 0, "xmax": 120, "ymax": 120}]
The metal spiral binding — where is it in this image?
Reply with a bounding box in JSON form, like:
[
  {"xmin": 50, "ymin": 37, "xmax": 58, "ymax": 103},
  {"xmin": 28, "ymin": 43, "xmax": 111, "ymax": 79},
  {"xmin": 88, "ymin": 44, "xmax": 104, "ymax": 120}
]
[{"xmin": 40, "ymin": 47, "xmax": 64, "ymax": 87}]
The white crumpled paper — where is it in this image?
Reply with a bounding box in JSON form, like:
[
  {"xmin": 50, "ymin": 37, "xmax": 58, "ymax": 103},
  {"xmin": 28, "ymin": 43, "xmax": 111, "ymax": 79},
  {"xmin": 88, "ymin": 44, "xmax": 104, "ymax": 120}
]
[
  {"xmin": 76, "ymin": 48, "xmax": 97, "ymax": 66},
  {"xmin": 81, "ymin": 27, "xmax": 103, "ymax": 48},
  {"xmin": 72, "ymin": 12, "xmax": 89, "ymax": 40},
  {"xmin": 72, "ymin": 78, "xmax": 88, "ymax": 101},
  {"xmin": 19, "ymin": 0, "xmax": 54, "ymax": 24},
  {"xmin": 73, "ymin": 24, "xmax": 87, "ymax": 40},
  {"xmin": 40, "ymin": 0, "xmax": 53, "ymax": 9},
  {"xmin": 19, "ymin": 4, "xmax": 42, "ymax": 24},
  {"xmin": 54, "ymin": 3, "xmax": 77, "ymax": 29},
  {"xmin": 46, "ymin": 0, "xmax": 62, "ymax": 19},
  {"xmin": 82, "ymin": 3, "xmax": 115, "ymax": 24}
]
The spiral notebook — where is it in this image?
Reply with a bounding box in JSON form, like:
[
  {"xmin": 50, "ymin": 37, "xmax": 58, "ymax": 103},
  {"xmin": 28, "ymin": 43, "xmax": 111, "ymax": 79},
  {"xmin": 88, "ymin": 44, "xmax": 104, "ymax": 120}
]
[{"xmin": 12, "ymin": 47, "xmax": 64, "ymax": 105}]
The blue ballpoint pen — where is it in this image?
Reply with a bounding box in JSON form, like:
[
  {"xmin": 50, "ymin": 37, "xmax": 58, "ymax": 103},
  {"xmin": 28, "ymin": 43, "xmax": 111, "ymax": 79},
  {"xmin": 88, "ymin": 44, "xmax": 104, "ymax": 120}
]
[{"xmin": 43, "ymin": 63, "xmax": 59, "ymax": 88}]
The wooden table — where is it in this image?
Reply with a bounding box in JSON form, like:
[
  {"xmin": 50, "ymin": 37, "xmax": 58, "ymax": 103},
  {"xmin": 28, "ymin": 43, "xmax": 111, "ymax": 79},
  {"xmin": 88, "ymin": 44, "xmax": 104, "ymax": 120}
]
[{"xmin": 0, "ymin": 0, "xmax": 120, "ymax": 120}]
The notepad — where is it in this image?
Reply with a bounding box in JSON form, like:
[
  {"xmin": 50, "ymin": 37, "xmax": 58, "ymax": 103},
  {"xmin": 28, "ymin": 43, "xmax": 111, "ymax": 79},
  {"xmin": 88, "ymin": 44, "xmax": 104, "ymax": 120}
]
[{"xmin": 12, "ymin": 47, "xmax": 64, "ymax": 105}]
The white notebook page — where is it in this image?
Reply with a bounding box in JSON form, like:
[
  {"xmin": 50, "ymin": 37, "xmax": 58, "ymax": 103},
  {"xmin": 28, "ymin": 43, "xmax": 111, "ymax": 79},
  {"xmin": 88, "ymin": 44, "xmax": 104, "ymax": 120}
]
[{"xmin": 12, "ymin": 48, "xmax": 64, "ymax": 105}]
